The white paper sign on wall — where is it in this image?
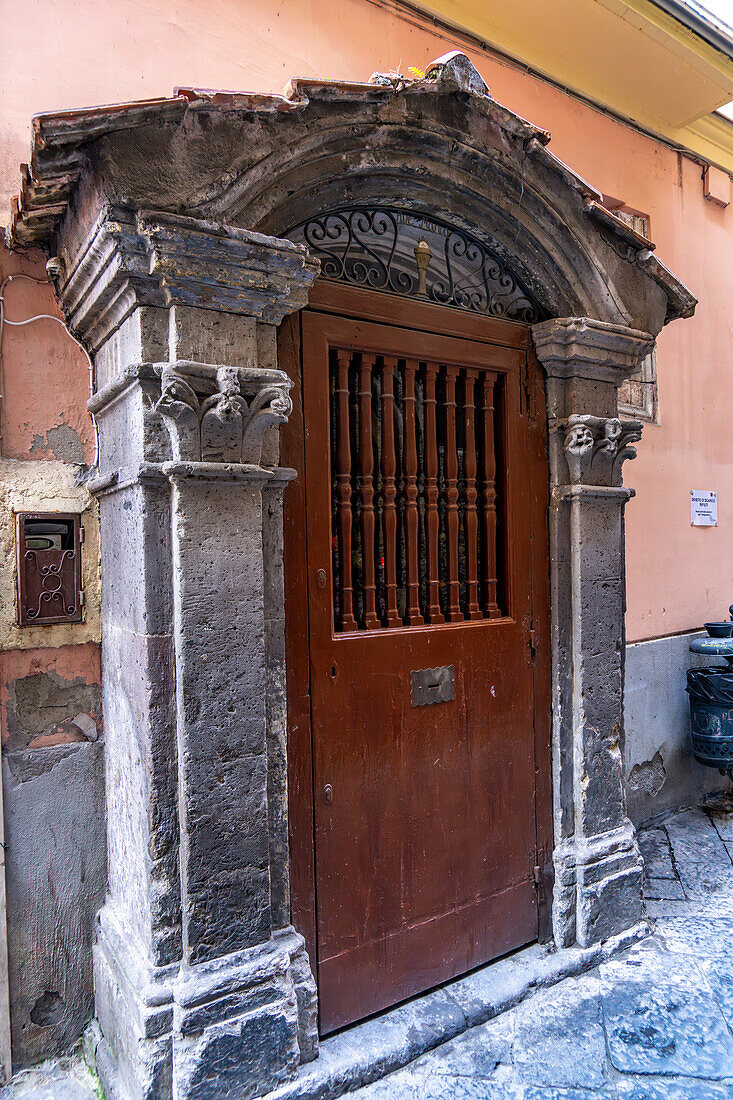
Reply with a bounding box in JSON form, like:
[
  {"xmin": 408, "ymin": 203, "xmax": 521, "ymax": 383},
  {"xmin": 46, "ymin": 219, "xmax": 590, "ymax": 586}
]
[{"xmin": 690, "ymin": 489, "xmax": 718, "ymax": 527}]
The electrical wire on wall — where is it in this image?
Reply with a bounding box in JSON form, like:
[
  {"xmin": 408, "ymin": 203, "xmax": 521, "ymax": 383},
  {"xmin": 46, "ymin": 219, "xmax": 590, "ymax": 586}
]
[{"xmin": 0, "ymin": 268, "xmax": 99, "ymax": 468}]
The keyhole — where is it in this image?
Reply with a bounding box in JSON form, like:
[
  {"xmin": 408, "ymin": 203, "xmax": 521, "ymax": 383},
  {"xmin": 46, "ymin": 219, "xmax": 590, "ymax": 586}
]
[{"xmin": 329, "ymin": 664, "xmax": 337, "ymax": 680}]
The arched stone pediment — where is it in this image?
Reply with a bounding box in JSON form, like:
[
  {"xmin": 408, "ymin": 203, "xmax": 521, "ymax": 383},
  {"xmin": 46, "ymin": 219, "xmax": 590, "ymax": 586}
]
[
  {"xmin": 10, "ymin": 55, "xmax": 694, "ymax": 337},
  {"xmin": 184, "ymin": 90, "xmax": 652, "ymax": 328}
]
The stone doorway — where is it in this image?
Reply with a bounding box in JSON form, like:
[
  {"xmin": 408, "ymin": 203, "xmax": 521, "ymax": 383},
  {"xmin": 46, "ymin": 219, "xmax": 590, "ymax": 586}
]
[{"xmin": 8, "ymin": 50, "xmax": 696, "ymax": 1100}]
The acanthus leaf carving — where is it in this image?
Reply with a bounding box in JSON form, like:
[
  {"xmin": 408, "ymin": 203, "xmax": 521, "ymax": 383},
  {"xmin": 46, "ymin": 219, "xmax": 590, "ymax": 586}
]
[
  {"xmin": 156, "ymin": 361, "xmax": 293, "ymax": 467},
  {"xmin": 561, "ymin": 414, "xmax": 643, "ymax": 485}
]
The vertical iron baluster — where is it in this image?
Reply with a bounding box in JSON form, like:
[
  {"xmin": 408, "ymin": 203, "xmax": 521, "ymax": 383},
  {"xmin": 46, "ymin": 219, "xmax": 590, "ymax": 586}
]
[
  {"xmin": 381, "ymin": 357, "xmax": 401, "ymax": 626},
  {"xmin": 444, "ymin": 365, "xmax": 462, "ymax": 622},
  {"xmin": 464, "ymin": 369, "xmax": 481, "ymax": 620},
  {"xmin": 335, "ymin": 349, "xmax": 358, "ymax": 631},
  {"xmin": 403, "ymin": 359, "xmax": 424, "ymax": 626},
  {"xmin": 358, "ymin": 354, "xmax": 380, "ymax": 629},
  {"xmin": 423, "ymin": 362, "xmax": 444, "ymax": 624},
  {"xmin": 481, "ymin": 372, "xmax": 501, "ymax": 618}
]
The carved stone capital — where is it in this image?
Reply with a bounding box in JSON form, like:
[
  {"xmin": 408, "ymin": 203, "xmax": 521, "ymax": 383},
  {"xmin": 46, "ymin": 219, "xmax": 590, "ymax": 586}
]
[
  {"xmin": 560, "ymin": 414, "xmax": 643, "ymax": 485},
  {"xmin": 532, "ymin": 316, "xmax": 655, "ymax": 383},
  {"xmin": 57, "ymin": 206, "xmax": 320, "ymax": 351},
  {"xmin": 156, "ymin": 359, "xmax": 293, "ymax": 466}
]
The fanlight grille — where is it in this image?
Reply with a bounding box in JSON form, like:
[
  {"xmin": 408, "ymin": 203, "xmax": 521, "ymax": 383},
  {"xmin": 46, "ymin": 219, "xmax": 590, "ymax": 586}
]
[{"xmin": 287, "ymin": 207, "xmax": 542, "ymax": 324}]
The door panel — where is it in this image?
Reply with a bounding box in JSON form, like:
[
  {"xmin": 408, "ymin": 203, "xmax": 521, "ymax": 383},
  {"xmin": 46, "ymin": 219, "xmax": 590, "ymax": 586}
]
[{"xmin": 296, "ymin": 306, "xmax": 542, "ymax": 1033}]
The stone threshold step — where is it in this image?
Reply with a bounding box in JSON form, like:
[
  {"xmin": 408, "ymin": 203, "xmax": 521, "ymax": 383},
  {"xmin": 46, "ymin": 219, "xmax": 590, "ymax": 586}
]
[{"xmin": 265, "ymin": 921, "xmax": 649, "ymax": 1100}]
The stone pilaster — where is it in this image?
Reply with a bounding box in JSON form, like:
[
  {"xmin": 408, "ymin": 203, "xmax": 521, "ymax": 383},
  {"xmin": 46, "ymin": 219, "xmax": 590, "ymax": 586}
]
[
  {"xmin": 65, "ymin": 209, "xmax": 319, "ymax": 1100},
  {"xmin": 532, "ymin": 317, "xmax": 654, "ymax": 949}
]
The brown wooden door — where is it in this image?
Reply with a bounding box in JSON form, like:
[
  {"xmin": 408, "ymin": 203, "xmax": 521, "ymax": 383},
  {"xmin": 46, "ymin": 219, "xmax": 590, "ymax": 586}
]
[{"xmin": 283, "ymin": 284, "xmax": 550, "ymax": 1035}]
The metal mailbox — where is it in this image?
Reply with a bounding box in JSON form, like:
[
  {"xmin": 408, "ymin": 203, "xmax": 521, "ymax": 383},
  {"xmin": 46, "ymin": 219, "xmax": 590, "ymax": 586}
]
[{"xmin": 16, "ymin": 512, "xmax": 83, "ymax": 626}]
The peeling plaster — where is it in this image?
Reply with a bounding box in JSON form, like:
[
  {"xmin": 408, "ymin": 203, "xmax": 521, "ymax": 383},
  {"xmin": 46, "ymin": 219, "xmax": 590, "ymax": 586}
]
[
  {"xmin": 4, "ymin": 670, "xmax": 100, "ymax": 751},
  {"xmin": 0, "ymin": 458, "xmax": 100, "ymax": 650},
  {"xmin": 628, "ymin": 750, "xmax": 667, "ymax": 797},
  {"xmin": 29, "ymin": 424, "xmax": 85, "ymax": 464}
]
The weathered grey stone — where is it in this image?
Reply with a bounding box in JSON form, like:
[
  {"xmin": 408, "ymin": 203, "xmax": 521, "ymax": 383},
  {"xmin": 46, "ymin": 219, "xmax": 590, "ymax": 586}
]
[
  {"xmin": 523, "ymin": 1089, "xmax": 603, "ymax": 1099},
  {"xmin": 0, "ymin": 1056, "xmax": 99, "ymax": 1099},
  {"xmin": 424, "ymin": 50, "xmax": 490, "ymax": 96},
  {"xmin": 355, "ymin": 1067, "xmax": 514, "ymax": 1099},
  {"xmin": 513, "ymin": 979, "xmax": 606, "ymax": 1088},
  {"xmin": 420, "ymin": 1014, "xmax": 513, "ymax": 1078},
  {"xmin": 666, "ymin": 807, "xmax": 731, "ymax": 867},
  {"xmin": 638, "ymin": 826, "xmax": 676, "ymax": 880},
  {"xmin": 60, "ymin": 210, "xmax": 320, "ymax": 353},
  {"xmin": 656, "ymin": 912, "xmax": 733, "ymax": 962},
  {"xmin": 644, "ymin": 877, "xmax": 686, "ymax": 900},
  {"xmin": 706, "ymin": 792, "xmax": 733, "ymax": 840},
  {"xmin": 264, "ymin": 926, "xmax": 646, "ymax": 1100},
  {"xmin": 601, "ymin": 954, "xmax": 733, "ymax": 1078},
  {"xmin": 533, "ymin": 318, "xmax": 651, "ymax": 950},
  {"xmin": 172, "ymin": 939, "xmax": 303, "ymax": 1099},
  {"xmin": 615, "ymin": 1080, "xmax": 733, "ymax": 1099},
  {"xmin": 3, "ymin": 743, "xmax": 106, "ymax": 1069},
  {"xmin": 66, "ymin": 214, "xmax": 319, "ymax": 1098},
  {"xmin": 624, "ymin": 632, "xmax": 727, "ymax": 824},
  {"xmin": 645, "ymin": 899, "xmax": 692, "ymax": 918}
]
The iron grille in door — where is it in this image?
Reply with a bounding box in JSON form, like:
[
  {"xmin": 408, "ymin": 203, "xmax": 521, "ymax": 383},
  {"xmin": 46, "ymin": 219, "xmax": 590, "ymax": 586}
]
[{"xmin": 328, "ymin": 348, "xmax": 506, "ymax": 632}]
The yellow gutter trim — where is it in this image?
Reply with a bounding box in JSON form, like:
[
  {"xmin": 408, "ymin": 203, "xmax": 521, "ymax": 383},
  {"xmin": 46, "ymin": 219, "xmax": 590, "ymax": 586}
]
[
  {"xmin": 679, "ymin": 114, "xmax": 733, "ymax": 175},
  {"xmin": 403, "ymin": 0, "xmax": 733, "ymax": 174},
  {"xmin": 606, "ymin": 0, "xmax": 733, "ymax": 83}
]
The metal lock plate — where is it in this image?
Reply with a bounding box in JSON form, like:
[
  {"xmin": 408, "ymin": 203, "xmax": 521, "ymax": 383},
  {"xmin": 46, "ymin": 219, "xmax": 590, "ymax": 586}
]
[{"xmin": 411, "ymin": 665, "xmax": 455, "ymax": 707}]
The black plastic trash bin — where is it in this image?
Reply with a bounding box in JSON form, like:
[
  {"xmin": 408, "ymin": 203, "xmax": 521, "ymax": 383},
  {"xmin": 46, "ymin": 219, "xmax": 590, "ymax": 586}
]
[{"xmin": 687, "ymin": 666, "xmax": 733, "ymax": 777}]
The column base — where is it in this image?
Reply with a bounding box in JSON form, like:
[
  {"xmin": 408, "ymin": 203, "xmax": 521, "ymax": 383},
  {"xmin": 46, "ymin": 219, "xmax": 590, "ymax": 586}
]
[
  {"xmin": 93, "ymin": 906, "xmax": 318, "ymax": 1100},
  {"xmin": 553, "ymin": 821, "xmax": 643, "ymax": 948},
  {"xmin": 93, "ymin": 905, "xmax": 176, "ymax": 1100}
]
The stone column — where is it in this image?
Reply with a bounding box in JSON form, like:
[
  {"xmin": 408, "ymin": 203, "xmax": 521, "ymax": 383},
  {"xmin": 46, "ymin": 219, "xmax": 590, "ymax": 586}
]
[
  {"xmin": 532, "ymin": 317, "xmax": 654, "ymax": 949},
  {"xmin": 58, "ymin": 209, "xmax": 319, "ymax": 1100}
]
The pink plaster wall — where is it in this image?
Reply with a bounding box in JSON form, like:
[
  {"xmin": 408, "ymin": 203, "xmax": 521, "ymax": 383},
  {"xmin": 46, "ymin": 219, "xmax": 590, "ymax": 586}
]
[
  {"xmin": 0, "ymin": 245, "xmax": 95, "ymax": 465},
  {"xmin": 1, "ymin": 0, "xmax": 732, "ymax": 640}
]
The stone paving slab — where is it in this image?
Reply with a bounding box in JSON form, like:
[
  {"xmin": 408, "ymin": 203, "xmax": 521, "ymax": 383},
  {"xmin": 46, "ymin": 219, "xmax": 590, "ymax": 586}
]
[
  {"xmin": 637, "ymin": 828, "xmax": 676, "ymax": 879},
  {"xmin": 601, "ymin": 947, "xmax": 733, "ymax": 1079},
  {"xmin": 643, "ymin": 876, "xmax": 685, "ymax": 899},
  {"xmin": 512, "ymin": 979, "xmax": 606, "ymax": 1089},
  {"xmin": 0, "ymin": 1056, "xmax": 98, "ymax": 1100}
]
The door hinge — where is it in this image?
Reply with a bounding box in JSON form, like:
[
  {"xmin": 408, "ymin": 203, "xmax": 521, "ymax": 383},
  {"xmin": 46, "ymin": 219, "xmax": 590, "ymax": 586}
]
[{"xmin": 533, "ymin": 845, "xmax": 546, "ymax": 889}]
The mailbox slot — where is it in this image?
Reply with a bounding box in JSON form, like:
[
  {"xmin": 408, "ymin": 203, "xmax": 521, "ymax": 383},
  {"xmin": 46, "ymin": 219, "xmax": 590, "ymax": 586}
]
[{"xmin": 16, "ymin": 512, "xmax": 83, "ymax": 626}]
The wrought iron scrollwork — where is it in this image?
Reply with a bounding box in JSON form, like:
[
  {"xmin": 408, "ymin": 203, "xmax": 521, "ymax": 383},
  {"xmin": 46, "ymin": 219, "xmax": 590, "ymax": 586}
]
[
  {"xmin": 23, "ymin": 549, "xmax": 78, "ymax": 619},
  {"xmin": 287, "ymin": 207, "xmax": 542, "ymax": 323}
]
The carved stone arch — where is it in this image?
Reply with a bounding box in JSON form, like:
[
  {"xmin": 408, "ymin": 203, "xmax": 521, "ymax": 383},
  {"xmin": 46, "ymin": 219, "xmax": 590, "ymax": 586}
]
[
  {"xmin": 183, "ymin": 95, "xmax": 669, "ymax": 328},
  {"xmin": 10, "ymin": 51, "xmax": 697, "ymax": 1100}
]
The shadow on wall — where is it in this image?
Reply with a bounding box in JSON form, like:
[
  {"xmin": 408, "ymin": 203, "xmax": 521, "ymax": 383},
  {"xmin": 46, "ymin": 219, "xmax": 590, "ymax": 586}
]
[
  {"xmin": 625, "ymin": 631, "xmax": 729, "ymax": 825},
  {"xmin": 1, "ymin": 646, "xmax": 105, "ymax": 1068},
  {"xmin": 3, "ymin": 740, "xmax": 106, "ymax": 1067}
]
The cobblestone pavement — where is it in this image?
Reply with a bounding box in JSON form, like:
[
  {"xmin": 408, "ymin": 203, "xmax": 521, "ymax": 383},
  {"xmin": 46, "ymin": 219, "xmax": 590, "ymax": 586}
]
[
  {"xmin": 353, "ymin": 792, "xmax": 733, "ymax": 1099},
  {"xmin": 0, "ymin": 1055, "xmax": 98, "ymax": 1099},
  {"xmin": 4, "ymin": 795, "xmax": 733, "ymax": 1100}
]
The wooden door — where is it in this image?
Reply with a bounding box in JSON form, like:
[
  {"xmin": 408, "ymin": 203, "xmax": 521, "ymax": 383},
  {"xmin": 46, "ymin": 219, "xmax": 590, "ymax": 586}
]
[{"xmin": 282, "ymin": 284, "xmax": 551, "ymax": 1035}]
